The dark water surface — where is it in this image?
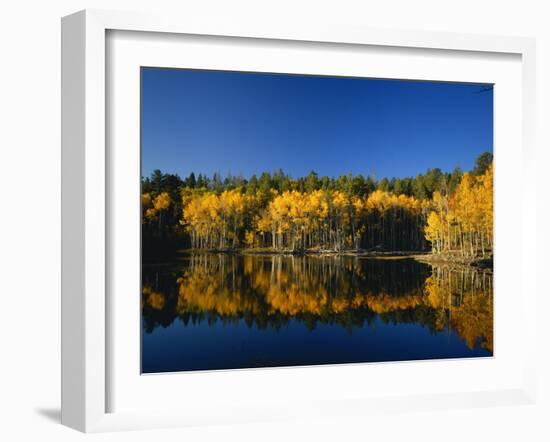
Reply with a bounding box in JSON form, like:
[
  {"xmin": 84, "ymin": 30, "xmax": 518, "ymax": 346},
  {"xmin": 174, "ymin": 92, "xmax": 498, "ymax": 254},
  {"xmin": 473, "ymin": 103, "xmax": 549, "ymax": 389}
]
[{"xmin": 141, "ymin": 254, "xmax": 493, "ymax": 373}]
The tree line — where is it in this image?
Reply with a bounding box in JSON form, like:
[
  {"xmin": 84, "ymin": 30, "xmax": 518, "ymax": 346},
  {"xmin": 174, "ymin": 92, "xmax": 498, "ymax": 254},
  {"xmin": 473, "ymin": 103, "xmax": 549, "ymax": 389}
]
[{"xmin": 142, "ymin": 152, "xmax": 493, "ymax": 256}]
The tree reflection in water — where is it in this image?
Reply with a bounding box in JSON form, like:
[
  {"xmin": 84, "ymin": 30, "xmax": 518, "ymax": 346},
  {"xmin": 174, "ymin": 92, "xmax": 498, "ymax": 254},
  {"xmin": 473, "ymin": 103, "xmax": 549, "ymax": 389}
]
[{"xmin": 142, "ymin": 254, "xmax": 493, "ymax": 353}]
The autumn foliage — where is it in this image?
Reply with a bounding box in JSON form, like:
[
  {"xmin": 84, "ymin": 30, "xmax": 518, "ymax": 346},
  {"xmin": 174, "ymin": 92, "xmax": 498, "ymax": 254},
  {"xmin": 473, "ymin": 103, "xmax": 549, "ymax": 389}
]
[
  {"xmin": 176, "ymin": 164, "xmax": 492, "ymax": 256},
  {"xmin": 176, "ymin": 187, "xmax": 436, "ymax": 251},
  {"xmin": 141, "ymin": 154, "xmax": 493, "ymax": 257},
  {"xmin": 424, "ymin": 164, "xmax": 493, "ymax": 257}
]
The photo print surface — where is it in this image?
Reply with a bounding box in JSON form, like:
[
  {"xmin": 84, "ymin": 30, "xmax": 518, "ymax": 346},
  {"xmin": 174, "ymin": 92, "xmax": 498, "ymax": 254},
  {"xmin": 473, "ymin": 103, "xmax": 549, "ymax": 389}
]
[{"xmin": 140, "ymin": 68, "xmax": 493, "ymax": 373}]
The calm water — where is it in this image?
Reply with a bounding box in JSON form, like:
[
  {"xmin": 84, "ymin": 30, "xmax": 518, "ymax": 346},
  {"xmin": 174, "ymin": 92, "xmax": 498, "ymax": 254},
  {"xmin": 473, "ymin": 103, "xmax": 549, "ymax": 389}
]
[{"xmin": 141, "ymin": 254, "xmax": 493, "ymax": 373}]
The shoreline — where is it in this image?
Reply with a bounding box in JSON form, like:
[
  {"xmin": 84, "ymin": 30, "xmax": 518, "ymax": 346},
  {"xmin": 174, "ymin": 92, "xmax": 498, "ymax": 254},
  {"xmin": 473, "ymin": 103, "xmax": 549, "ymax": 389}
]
[
  {"xmin": 174, "ymin": 248, "xmax": 493, "ymax": 269},
  {"xmin": 177, "ymin": 247, "xmax": 427, "ymax": 257},
  {"xmin": 411, "ymin": 253, "xmax": 493, "ymax": 270}
]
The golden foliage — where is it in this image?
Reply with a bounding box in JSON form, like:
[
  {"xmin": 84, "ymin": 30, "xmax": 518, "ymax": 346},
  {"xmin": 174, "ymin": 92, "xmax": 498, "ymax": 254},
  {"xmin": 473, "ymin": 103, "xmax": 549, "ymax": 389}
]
[
  {"xmin": 179, "ymin": 188, "xmax": 426, "ymax": 251},
  {"xmin": 142, "ymin": 191, "xmax": 172, "ymax": 222},
  {"xmin": 424, "ymin": 163, "xmax": 493, "ymax": 257}
]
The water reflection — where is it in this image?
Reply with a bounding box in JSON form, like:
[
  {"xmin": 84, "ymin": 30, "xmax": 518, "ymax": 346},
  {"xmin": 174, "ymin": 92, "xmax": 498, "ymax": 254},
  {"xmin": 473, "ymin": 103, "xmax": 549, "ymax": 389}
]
[{"xmin": 142, "ymin": 254, "xmax": 493, "ymax": 371}]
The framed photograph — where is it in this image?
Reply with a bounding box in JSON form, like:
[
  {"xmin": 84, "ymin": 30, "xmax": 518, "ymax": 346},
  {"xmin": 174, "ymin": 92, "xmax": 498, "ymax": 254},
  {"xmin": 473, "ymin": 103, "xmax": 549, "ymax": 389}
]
[{"xmin": 61, "ymin": 9, "xmax": 537, "ymax": 432}]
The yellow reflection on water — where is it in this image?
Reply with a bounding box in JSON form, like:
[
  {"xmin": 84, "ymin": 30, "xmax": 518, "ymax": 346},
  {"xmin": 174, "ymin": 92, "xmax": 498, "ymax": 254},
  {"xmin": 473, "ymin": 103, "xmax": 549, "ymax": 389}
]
[{"xmin": 142, "ymin": 254, "xmax": 493, "ymax": 351}]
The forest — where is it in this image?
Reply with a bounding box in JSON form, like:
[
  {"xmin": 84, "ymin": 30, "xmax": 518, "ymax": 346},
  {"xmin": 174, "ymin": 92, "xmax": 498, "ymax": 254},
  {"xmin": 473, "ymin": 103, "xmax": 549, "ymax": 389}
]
[{"xmin": 142, "ymin": 152, "xmax": 493, "ymax": 260}]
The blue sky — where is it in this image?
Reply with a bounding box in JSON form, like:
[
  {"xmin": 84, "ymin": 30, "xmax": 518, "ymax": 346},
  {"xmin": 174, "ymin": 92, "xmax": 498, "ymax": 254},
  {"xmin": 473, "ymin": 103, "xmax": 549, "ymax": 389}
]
[{"xmin": 141, "ymin": 67, "xmax": 493, "ymax": 180}]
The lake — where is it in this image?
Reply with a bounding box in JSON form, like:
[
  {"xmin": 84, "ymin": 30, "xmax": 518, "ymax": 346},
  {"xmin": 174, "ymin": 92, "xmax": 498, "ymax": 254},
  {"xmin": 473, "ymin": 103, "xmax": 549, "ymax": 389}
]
[{"xmin": 141, "ymin": 254, "xmax": 493, "ymax": 373}]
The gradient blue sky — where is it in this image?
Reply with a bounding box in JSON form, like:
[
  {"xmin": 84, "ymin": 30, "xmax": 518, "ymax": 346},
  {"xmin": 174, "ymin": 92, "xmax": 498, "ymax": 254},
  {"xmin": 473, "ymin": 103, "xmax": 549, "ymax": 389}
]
[{"xmin": 141, "ymin": 68, "xmax": 493, "ymax": 180}]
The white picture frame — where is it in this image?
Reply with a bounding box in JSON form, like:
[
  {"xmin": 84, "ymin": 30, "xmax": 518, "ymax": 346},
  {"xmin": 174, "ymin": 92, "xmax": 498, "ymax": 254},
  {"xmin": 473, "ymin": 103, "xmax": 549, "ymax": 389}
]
[{"xmin": 61, "ymin": 9, "xmax": 537, "ymax": 433}]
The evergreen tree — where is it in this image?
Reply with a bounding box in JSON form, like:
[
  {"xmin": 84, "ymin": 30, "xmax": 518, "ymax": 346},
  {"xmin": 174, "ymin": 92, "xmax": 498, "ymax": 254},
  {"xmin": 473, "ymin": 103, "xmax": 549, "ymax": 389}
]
[
  {"xmin": 473, "ymin": 151, "xmax": 493, "ymax": 176},
  {"xmin": 196, "ymin": 173, "xmax": 206, "ymax": 188},
  {"xmin": 186, "ymin": 172, "xmax": 196, "ymax": 189},
  {"xmin": 377, "ymin": 177, "xmax": 390, "ymax": 192},
  {"xmin": 304, "ymin": 170, "xmax": 320, "ymax": 192}
]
